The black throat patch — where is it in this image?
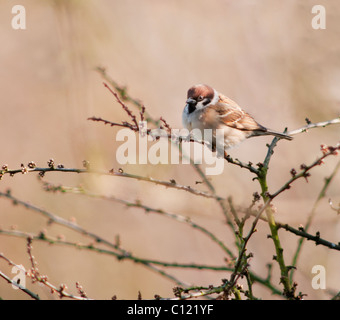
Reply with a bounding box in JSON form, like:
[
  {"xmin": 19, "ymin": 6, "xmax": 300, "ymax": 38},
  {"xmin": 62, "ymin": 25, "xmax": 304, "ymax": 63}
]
[{"xmin": 188, "ymin": 104, "xmax": 196, "ymax": 114}]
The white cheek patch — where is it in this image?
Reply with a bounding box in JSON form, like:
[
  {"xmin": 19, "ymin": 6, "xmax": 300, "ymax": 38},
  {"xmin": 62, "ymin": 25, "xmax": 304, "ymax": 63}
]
[
  {"xmin": 195, "ymin": 102, "xmax": 205, "ymax": 110},
  {"xmin": 201, "ymin": 90, "xmax": 219, "ymax": 110}
]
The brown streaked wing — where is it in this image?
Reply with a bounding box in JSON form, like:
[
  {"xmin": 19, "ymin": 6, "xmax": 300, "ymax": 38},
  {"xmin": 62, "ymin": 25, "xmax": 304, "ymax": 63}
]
[{"xmin": 214, "ymin": 98, "xmax": 266, "ymax": 132}]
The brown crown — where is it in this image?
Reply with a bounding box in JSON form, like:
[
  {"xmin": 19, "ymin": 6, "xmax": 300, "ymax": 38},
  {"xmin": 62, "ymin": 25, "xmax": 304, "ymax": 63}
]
[{"xmin": 187, "ymin": 84, "xmax": 214, "ymax": 100}]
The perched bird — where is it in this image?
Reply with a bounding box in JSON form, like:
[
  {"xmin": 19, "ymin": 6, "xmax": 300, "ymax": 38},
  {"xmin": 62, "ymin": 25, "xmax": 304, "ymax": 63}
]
[{"xmin": 182, "ymin": 84, "xmax": 292, "ymax": 156}]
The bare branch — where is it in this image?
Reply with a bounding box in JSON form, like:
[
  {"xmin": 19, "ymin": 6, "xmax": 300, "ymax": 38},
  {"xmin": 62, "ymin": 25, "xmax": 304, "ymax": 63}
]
[
  {"xmin": 0, "ymin": 164, "xmax": 224, "ymax": 201},
  {"xmin": 288, "ymin": 117, "xmax": 340, "ymax": 136},
  {"xmin": 277, "ymin": 224, "xmax": 340, "ymax": 251}
]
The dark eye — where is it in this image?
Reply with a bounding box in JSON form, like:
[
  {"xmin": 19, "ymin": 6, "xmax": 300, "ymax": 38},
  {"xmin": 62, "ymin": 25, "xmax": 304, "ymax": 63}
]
[{"xmin": 198, "ymin": 96, "xmax": 204, "ymax": 101}]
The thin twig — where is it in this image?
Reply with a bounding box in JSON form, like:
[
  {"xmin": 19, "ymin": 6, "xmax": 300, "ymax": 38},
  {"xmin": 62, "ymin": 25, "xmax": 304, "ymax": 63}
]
[
  {"xmin": 103, "ymin": 82, "xmax": 139, "ymax": 128},
  {"xmin": 95, "ymin": 67, "xmax": 156, "ymax": 124},
  {"xmin": 270, "ymin": 143, "xmax": 340, "ymax": 199},
  {"xmin": 0, "ymin": 165, "xmax": 225, "ymax": 201},
  {"xmin": 287, "ymin": 117, "xmax": 340, "ymax": 136},
  {"xmin": 224, "ymin": 154, "xmax": 259, "ymax": 175},
  {"xmin": 277, "ymin": 224, "xmax": 340, "ymax": 251}
]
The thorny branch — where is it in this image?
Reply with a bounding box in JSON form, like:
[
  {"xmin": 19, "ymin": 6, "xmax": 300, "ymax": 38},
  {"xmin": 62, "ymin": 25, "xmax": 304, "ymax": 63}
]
[
  {"xmin": 270, "ymin": 143, "xmax": 340, "ymax": 199},
  {"xmin": 0, "ymin": 161, "xmax": 224, "ymax": 201}
]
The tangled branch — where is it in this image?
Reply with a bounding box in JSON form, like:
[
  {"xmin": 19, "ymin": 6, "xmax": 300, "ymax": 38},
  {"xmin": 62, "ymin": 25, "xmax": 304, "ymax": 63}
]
[{"xmin": 1, "ymin": 72, "xmax": 339, "ymax": 300}]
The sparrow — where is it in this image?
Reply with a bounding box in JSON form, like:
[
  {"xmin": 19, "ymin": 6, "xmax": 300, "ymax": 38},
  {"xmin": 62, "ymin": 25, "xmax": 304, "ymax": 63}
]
[{"xmin": 182, "ymin": 84, "xmax": 292, "ymax": 156}]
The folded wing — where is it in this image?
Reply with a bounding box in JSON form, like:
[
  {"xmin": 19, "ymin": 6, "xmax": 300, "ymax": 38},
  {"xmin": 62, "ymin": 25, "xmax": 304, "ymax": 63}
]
[{"xmin": 214, "ymin": 94, "xmax": 267, "ymax": 132}]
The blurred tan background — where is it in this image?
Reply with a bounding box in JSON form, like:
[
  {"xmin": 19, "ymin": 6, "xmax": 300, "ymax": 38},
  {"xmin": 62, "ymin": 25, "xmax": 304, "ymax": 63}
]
[{"xmin": 0, "ymin": 0, "xmax": 339, "ymax": 299}]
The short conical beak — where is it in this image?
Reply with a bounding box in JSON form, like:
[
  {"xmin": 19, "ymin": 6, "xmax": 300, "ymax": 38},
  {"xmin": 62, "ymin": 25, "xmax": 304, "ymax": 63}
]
[
  {"xmin": 185, "ymin": 98, "xmax": 197, "ymax": 114},
  {"xmin": 186, "ymin": 98, "xmax": 197, "ymax": 106}
]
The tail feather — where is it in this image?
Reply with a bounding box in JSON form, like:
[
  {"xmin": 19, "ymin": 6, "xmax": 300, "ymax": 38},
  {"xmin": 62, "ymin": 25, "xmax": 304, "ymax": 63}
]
[
  {"xmin": 267, "ymin": 130, "xmax": 293, "ymax": 141},
  {"xmin": 252, "ymin": 129, "xmax": 293, "ymax": 141}
]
